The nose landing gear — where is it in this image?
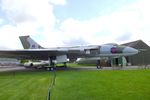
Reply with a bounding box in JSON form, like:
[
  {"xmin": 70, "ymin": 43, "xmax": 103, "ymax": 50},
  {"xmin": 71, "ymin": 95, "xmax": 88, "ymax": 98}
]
[{"xmin": 96, "ymin": 60, "xmax": 102, "ymax": 69}]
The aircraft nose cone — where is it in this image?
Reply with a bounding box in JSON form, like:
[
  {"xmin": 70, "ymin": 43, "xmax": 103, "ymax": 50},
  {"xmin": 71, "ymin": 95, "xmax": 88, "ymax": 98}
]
[{"xmin": 123, "ymin": 47, "xmax": 138, "ymax": 55}]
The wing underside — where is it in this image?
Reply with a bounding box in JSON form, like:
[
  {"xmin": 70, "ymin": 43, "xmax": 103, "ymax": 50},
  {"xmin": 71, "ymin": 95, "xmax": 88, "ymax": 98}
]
[
  {"xmin": 0, "ymin": 49, "xmax": 86, "ymax": 60},
  {"xmin": 0, "ymin": 49, "xmax": 66, "ymax": 60},
  {"xmin": 0, "ymin": 46, "xmax": 100, "ymax": 60}
]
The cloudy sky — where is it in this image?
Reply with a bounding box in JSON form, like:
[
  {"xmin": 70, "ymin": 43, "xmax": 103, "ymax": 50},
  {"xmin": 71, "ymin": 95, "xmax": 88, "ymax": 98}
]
[{"xmin": 0, "ymin": 0, "xmax": 150, "ymax": 49}]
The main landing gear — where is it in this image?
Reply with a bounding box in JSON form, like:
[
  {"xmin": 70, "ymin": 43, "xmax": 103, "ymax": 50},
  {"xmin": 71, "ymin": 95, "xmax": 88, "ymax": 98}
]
[
  {"xmin": 47, "ymin": 57, "xmax": 55, "ymax": 71},
  {"xmin": 48, "ymin": 57, "xmax": 67, "ymax": 71}
]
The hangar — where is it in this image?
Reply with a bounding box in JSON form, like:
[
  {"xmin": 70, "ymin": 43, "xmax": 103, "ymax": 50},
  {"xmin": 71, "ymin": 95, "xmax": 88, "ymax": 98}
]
[
  {"xmin": 123, "ymin": 40, "xmax": 150, "ymax": 66},
  {"xmin": 110, "ymin": 40, "xmax": 150, "ymax": 66}
]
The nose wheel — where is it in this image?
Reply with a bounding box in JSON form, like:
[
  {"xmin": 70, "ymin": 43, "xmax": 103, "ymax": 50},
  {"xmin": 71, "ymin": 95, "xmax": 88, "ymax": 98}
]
[{"xmin": 96, "ymin": 60, "xmax": 101, "ymax": 69}]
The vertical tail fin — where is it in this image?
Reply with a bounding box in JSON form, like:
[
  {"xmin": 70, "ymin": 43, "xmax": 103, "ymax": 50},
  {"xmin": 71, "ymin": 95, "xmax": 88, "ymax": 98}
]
[{"xmin": 19, "ymin": 35, "xmax": 44, "ymax": 49}]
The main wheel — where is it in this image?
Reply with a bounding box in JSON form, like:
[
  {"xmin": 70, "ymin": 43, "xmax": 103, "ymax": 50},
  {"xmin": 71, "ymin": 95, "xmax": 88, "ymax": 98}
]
[{"xmin": 50, "ymin": 67, "xmax": 54, "ymax": 71}]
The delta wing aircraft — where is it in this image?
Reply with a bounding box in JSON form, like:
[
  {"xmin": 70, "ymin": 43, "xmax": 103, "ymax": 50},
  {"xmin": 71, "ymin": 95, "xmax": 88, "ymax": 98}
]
[{"xmin": 0, "ymin": 36, "xmax": 138, "ymax": 69}]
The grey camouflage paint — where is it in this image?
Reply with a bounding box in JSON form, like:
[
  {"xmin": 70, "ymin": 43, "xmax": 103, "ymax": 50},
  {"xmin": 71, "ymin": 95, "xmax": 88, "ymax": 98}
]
[
  {"xmin": 19, "ymin": 36, "xmax": 43, "ymax": 49},
  {"xmin": 19, "ymin": 36, "xmax": 30, "ymax": 49}
]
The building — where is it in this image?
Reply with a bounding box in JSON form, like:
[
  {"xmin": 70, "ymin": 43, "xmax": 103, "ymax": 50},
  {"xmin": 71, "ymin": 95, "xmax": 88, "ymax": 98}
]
[{"xmin": 122, "ymin": 40, "xmax": 150, "ymax": 66}]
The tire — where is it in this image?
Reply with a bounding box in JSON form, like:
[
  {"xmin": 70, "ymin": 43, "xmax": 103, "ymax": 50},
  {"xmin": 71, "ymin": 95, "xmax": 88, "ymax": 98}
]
[
  {"xmin": 97, "ymin": 65, "xmax": 101, "ymax": 69},
  {"xmin": 50, "ymin": 67, "xmax": 54, "ymax": 71},
  {"xmin": 30, "ymin": 63, "xmax": 33, "ymax": 67}
]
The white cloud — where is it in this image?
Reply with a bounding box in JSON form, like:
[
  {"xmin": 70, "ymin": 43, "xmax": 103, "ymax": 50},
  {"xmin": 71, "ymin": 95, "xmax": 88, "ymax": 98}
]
[
  {"xmin": 1, "ymin": 0, "xmax": 56, "ymax": 28},
  {"xmin": 0, "ymin": 0, "xmax": 65, "ymax": 49},
  {"xmin": 0, "ymin": 0, "xmax": 150, "ymax": 50},
  {"xmin": 59, "ymin": 0, "xmax": 150, "ymax": 46},
  {"xmin": 49, "ymin": 0, "xmax": 67, "ymax": 5},
  {"xmin": 0, "ymin": 25, "xmax": 21, "ymax": 49}
]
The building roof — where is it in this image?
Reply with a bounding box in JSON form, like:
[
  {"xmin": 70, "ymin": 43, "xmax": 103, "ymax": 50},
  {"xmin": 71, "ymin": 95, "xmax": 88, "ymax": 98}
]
[{"xmin": 122, "ymin": 40, "xmax": 149, "ymax": 49}]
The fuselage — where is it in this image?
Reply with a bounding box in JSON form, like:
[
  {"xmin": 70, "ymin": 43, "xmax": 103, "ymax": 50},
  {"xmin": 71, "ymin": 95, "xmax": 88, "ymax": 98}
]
[
  {"xmin": 99, "ymin": 44, "xmax": 138, "ymax": 57},
  {"xmin": 64, "ymin": 44, "xmax": 138, "ymax": 58}
]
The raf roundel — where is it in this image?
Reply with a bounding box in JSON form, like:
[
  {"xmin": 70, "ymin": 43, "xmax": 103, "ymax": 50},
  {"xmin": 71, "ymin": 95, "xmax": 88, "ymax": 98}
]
[
  {"xmin": 111, "ymin": 47, "xmax": 117, "ymax": 53},
  {"xmin": 32, "ymin": 44, "xmax": 35, "ymax": 48}
]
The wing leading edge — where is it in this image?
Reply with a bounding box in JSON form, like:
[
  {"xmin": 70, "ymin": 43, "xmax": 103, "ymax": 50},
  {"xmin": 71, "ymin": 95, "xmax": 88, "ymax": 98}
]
[
  {"xmin": 0, "ymin": 49, "xmax": 68, "ymax": 60},
  {"xmin": 0, "ymin": 48, "xmax": 97, "ymax": 60}
]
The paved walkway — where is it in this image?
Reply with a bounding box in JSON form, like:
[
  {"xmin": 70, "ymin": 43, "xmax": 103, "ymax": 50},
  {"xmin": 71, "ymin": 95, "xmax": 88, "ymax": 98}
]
[
  {"xmin": 67, "ymin": 65, "xmax": 150, "ymax": 71},
  {"xmin": 0, "ymin": 66, "xmax": 26, "ymax": 72},
  {"xmin": 0, "ymin": 65, "xmax": 150, "ymax": 72}
]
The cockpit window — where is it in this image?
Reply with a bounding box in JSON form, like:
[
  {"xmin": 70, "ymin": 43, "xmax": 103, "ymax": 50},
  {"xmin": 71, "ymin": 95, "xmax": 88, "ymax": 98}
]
[{"xmin": 105, "ymin": 43, "xmax": 118, "ymax": 46}]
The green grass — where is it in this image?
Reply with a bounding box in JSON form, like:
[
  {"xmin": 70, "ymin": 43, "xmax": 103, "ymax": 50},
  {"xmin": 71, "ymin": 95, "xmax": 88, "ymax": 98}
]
[
  {"xmin": 67, "ymin": 63, "xmax": 96, "ymax": 67},
  {"xmin": 0, "ymin": 71, "xmax": 52, "ymax": 100},
  {"xmin": 51, "ymin": 70, "xmax": 150, "ymax": 100},
  {"xmin": 56, "ymin": 63, "xmax": 96, "ymax": 67},
  {"xmin": 0, "ymin": 70, "xmax": 150, "ymax": 100}
]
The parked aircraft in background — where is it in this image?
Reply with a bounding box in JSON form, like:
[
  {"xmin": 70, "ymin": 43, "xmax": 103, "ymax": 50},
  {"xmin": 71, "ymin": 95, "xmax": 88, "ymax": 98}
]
[{"xmin": 0, "ymin": 36, "xmax": 138, "ymax": 70}]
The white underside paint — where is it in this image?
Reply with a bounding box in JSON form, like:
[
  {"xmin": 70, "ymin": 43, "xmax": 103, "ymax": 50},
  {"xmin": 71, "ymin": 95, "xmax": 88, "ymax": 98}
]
[{"xmin": 56, "ymin": 55, "xmax": 67, "ymax": 63}]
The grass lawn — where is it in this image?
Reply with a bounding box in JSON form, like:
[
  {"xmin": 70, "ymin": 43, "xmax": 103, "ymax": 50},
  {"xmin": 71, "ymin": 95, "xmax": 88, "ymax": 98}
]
[
  {"xmin": 56, "ymin": 63, "xmax": 96, "ymax": 67},
  {"xmin": 67, "ymin": 63, "xmax": 96, "ymax": 67},
  {"xmin": 0, "ymin": 71, "xmax": 52, "ymax": 100},
  {"xmin": 52, "ymin": 70, "xmax": 150, "ymax": 100},
  {"xmin": 0, "ymin": 69, "xmax": 150, "ymax": 100}
]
